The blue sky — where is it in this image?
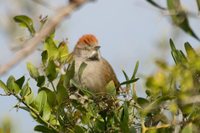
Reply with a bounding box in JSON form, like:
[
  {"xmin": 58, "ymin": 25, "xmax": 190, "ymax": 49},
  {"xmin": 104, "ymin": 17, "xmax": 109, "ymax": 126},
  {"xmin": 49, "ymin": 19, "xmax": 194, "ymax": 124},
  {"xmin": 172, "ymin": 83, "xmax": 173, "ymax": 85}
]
[{"xmin": 0, "ymin": 0, "xmax": 200, "ymax": 132}]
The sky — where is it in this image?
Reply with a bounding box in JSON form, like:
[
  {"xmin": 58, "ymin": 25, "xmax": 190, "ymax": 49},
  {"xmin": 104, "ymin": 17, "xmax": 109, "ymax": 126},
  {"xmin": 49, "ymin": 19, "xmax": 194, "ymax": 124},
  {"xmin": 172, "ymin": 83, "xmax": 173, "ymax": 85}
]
[{"xmin": 0, "ymin": 0, "xmax": 200, "ymax": 132}]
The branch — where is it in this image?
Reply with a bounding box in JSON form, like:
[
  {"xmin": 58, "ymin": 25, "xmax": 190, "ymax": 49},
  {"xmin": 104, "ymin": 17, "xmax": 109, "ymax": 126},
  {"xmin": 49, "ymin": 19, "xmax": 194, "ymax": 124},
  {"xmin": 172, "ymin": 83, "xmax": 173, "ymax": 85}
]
[
  {"xmin": 13, "ymin": 93, "xmax": 59, "ymax": 132},
  {"xmin": 0, "ymin": 0, "xmax": 92, "ymax": 76}
]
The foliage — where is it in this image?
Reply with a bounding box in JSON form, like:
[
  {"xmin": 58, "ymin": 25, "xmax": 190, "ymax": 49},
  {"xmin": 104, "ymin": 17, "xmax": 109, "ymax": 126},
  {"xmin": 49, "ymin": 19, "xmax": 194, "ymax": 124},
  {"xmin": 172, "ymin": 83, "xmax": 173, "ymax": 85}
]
[
  {"xmin": 0, "ymin": 118, "xmax": 12, "ymax": 133},
  {"xmin": 1, "ymin": 9, "xmax": 200, "ymax": 133},
  {"xmin": 146, "ymin": 0, "xmax": 200, "ymax": 41}
]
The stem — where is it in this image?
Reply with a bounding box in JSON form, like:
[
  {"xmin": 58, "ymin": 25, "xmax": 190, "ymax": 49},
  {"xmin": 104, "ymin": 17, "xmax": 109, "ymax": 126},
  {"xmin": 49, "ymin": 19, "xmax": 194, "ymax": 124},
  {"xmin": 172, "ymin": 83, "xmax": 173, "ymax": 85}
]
[
  {"xmin": 147, "ymin": 124, "xmax": 171, "ymax": 130},
  {"xmin": 13, "ymin": 94, "xmax": 59, "ymax": 133},
  {"xmin": 50, "ymin": 81, "xmax": 56, "ymax": 92},
  {"xmin": 103, "ymin": 117, "xmax": 107, "ymax": 131},
  {"xmin": 141, "ymin": 120, "xmax": 147, "ymax": 133}
]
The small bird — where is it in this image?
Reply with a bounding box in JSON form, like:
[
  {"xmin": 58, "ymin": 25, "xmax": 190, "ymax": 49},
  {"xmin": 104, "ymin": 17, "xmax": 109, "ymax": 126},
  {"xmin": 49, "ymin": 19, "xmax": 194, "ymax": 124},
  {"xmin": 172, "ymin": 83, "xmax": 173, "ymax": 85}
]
[{"xmin": 72, "ymin": 34, "xmax": 120, "ymax": 95}]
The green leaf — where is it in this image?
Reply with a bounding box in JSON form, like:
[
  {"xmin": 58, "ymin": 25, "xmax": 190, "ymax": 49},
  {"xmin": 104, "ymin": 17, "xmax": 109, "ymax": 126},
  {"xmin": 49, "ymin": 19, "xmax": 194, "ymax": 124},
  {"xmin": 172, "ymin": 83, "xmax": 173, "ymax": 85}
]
[
  {"xmin": 120, "ymin": 78, "xmax": 139, "ymax": 85},
  {"xmin": 36, "ymin": 76, "xmax": 45, "ymax": 87},
  {"xmin": 49, "ymin": 115, "xmax": 57, "ymax": 126},
  {"xmin": 20, "ymin": 82, "xmax": 31, "ymax": 98},
  {"xmin": 122, "ymin": 70, "xmax": 129, "ymax": 81},
  {"xmin": 7, "ymin": 76, "xmax": 20, "ymax": 94},
  {"xmin": 57, "ymin": 76, "xmax": 68, "ymax": 105},
  {"xmin": 181, "ymin": 123, "xmax": 194, "ymax": 133},
  {"xmin": 15, "ymin": 76, "xmax": 25, "ymax": 89},
  {"xmin": 34, "ymin": 90, "xmax": 47, "ymax": 112},
  {"xmin": 122, "ymin": 70, "xmax": 130, "ymax": 89},
  {"xmin": 58, "ymin": 41, "xmax": 69, "ymax": 63},
  {"xmin": 196, "ymin": 0, "xmax": 200, "ymax": 13},
  {"xmin": 131, "ymin": 61, "xmax": 139, "ymax": 80},
  {"xmin": 39, "ymin": 87, "xmax": 56, "ymax": 107},
  {"xmin": 142, "ymin": 96, "xmax": 173, "ymax": 116},
  {"xmin": 44, "ymin": 37, "xmax": 59, "ymax": 60},
  {"xmin": 42, "ymin": 103, "xmax": 51, "ymax": 121},
  {"xmin": 129, "ymin": 126, "xmax": 137, "ymax": 133},
  {"xmin": 78, "ymin": 62, "xmax": 87, "ymax": 81},
  {"xmin": 34, "ymin": 125, "xmax": 54, "ymax": 133},
  {"xmin": 45, "ymin": 60, "xmax": 58, "ymax": 82},
  {"xmin": 41, "ymin": 50, "xmax": 48, "ymax": 65},
  {"xmin": 184, "ymin": 42, "xmax": 197, "ymax": 59},
  {"xmin": 167, "ymin": 0, "xmax": 200, "ymax": 41},
  {"xmin": 74, "ymin": 125, "xmax": 86, "ymax": 133},
  {"xmin": 169, "ymin": 39, "xmax": 176, "ymax": 51},
  {"xmin": 0, "ymin": 80, "xmax": 9, "ymax": 93},
  {"xmin": 13, "ymin": 15, "xmax": 35, "ymax": 36},
  {"xmin": 170, "ymin": 39, "xmax": 187, "ymax": 64},
  {"xmin": 27, "ymin": 62, "xmax": 39, "ymax": 80},
  {"xmin": 146, "ymin": 0, "xmax": 166, "ymax": 10},
  {"xmin": 120, "ymin": 102, "xmax": 129, "ymax": 133},
  {"xmin": 137, "ymin": 97, "xmax": 149, "ymax": 108},
  {"xmin": 105, "ymin": 80, "xmax": 116, "ymax": 95},
  {"xmin": 64, "ymin": 61, "xmax": 75, "ymax": 88},
  {"xmin": 24, "ymin": 89, "xmax": 34, "ymax": 105}
]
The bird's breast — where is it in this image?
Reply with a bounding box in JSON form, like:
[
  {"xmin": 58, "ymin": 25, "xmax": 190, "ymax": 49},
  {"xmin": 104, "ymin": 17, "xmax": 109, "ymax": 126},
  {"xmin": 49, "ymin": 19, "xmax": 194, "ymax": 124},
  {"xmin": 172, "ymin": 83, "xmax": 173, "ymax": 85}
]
[{"xmin": 74, "ymin": 58, "xmax": 107, "ymax": 94}]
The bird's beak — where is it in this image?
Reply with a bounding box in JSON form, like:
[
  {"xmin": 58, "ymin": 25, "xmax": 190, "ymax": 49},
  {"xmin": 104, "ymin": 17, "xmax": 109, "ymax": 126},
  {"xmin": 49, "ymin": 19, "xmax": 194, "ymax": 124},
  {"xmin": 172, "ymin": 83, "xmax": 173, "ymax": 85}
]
[{"xmin": 94, "ymin": 46, "xmax": 101, "ymax": 50}]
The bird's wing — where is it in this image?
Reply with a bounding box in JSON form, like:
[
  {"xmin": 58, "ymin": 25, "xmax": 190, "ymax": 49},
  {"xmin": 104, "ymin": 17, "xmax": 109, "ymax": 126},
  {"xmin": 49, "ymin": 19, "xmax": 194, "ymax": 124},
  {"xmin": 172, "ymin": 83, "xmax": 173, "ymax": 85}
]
[{"xmin": 102, "ymin": 58, "xmax": 120, "ymax": 92}]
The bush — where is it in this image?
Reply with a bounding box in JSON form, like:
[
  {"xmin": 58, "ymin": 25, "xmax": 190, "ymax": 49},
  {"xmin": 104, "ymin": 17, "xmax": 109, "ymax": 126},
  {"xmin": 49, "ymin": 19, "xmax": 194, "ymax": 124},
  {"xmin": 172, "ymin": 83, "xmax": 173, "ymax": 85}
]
[{"xmin": 1, "ymin": 1, "xmax": 200, "ymax": 131}]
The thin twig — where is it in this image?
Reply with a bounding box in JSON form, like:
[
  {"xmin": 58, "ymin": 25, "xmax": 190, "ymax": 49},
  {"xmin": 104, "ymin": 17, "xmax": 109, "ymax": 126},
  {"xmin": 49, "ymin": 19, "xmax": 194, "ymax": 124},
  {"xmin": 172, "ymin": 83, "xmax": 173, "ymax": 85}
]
[
  {"xmin": 0, "ymin": 0, "xmax": 91, "ymax": 76},
  {"xmin": 50, "ymin": 81, "xmax": 56, "ymax": 92},
  {"xmin": 13, "ymin": 93, "xmax": 59, "ymax": 132},
  {"xmin": 147, "ymin": 124, "xmax": 171, "ymax": 130}
]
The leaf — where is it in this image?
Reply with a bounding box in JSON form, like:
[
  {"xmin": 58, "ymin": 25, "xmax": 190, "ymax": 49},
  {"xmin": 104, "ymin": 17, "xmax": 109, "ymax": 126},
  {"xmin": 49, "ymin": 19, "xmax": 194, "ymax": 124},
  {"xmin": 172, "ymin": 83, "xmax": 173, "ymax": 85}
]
[
  {"xmin": 58, "ymin": 41, "xmax": 69, "ymax": 63},
  {"xmin": 13, "ymin": 15, "xmax": 35, "ymax": 36},
  {"xmin": 105, "ymin": 80, "xmax": 116, "ymax": 95},
  {"xmin": 74, "ymin": 125, "xmax": 86, "ymax": 133},
  {"xmin": 120, "ymin": 102, "xmax": 129, "ymax": 133},
  {"xmin": 181, "ymin": 123, "xmax": 194, "ymax": 133},
  {"xmin": 137, "ymin": 97, "xmax": 149, "ymax": 108},
  {"xmin": 15, "ymin": 76, "xmax": 25, "ymax": 89},
  {"xmin": 142, "ymin": 96, "xmax": 174, "ymax": 116},
  {"xmin": 64, "ymin": 61, "xmax": 75, "ymax": 88},
  {"xmin": 41, "ymin": 50, "xmax": 48, "ymax": 65},
  {"xmin": 184, "ymin": 42, "xmax": 197, "ymax": 59},
  {"xmin": 34, "ymin": 125, "xmax": 54, "ymax": 133},
  {"xmin": 45, "ymin": 60, "xmax": 58, "ymax": 82},
  {"xmin": 146, "ymin": 0, "xmax": 166, "ymax": 10},
  {"xmin": 36, "ymin": 76, "xmax": 45, "ymax": 87},
  {"xmin": 44, "ymin": 37, "xmax": 59, "ymax": 60},
  {"xmin": 129, "ymin": 126, "xmax": 137, "ymax": 133},
  {"xmin": 24, "ymin": 89, "xmax": 34, "ymax": 105},
  {"xmin": 78, "ymin": 62, "xmax": 87, "ymax": 81},
  {"xmin": 0, "ymin": 80, "xmax": 9, "ymax": 93},
  {"xmin": 57, "ymin": 76, "xmax": 68, "ymax": 105},
  {"xmin": 42, "ymin": 103, "xmax": 51, "ymax": 121},
  {"xmin": 131, "ymin": 61, "xmax": 139, "ymax": 80},
  {"xmin": 122, "ymin": 70, "xmax": 130, "ymax": 89},
  {"xmin": 7, "ymin": 76, "xmax": 20, "ymax": 94},
  {"xmin": 39, "ymin": 87, "xmax": 56, "ymax": 107},
  {"xmin": 20, "ymin": 82, "xmax": 31, "ymax": 98},
  {"xmin": 122, "ymin": 70, "xmax": 129, "ymax": 81},
  {"xmin": 34, "ymin": 90, "xmax": 47, "ymax": 112},
  {"xmin": 167, "ymin": 0, "xmax": 200, "ymax": 41},
  {"xmin": 27, "ymin": 62, "xmax": 39, "ymax": 80},
  {"xmin": 120, "ymin": 78, "xmax": 139, "ymax": 85},
  {"xmin": 196, "ymin": 0, "xmax": 200, "ymax": 13},
  {"xmin": 170, "ymin": 39, "xmax": 187, "ymax": 64}
]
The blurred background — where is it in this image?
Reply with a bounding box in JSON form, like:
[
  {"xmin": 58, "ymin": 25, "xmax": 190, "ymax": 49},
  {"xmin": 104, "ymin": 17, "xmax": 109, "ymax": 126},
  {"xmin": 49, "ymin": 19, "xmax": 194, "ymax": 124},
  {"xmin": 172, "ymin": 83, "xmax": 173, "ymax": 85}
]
[{"xmin": 0, "ymin": 0, "xmax": 200, "ymax": 132}]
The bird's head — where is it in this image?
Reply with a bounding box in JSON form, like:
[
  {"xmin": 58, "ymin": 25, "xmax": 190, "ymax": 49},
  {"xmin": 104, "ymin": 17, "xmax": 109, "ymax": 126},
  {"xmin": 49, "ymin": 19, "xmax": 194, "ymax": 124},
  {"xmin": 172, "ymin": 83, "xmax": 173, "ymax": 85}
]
[{"xmin": 74, "ymin": 34, "xmax": 101, "ymax": 60}]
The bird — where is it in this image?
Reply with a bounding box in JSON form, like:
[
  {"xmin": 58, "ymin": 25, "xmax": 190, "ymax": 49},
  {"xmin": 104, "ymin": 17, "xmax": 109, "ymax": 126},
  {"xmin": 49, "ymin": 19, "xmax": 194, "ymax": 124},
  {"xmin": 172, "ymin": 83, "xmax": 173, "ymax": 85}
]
[{"xmin": 72, "ymin": 34, "xmax": 120, "ymax": 95}]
